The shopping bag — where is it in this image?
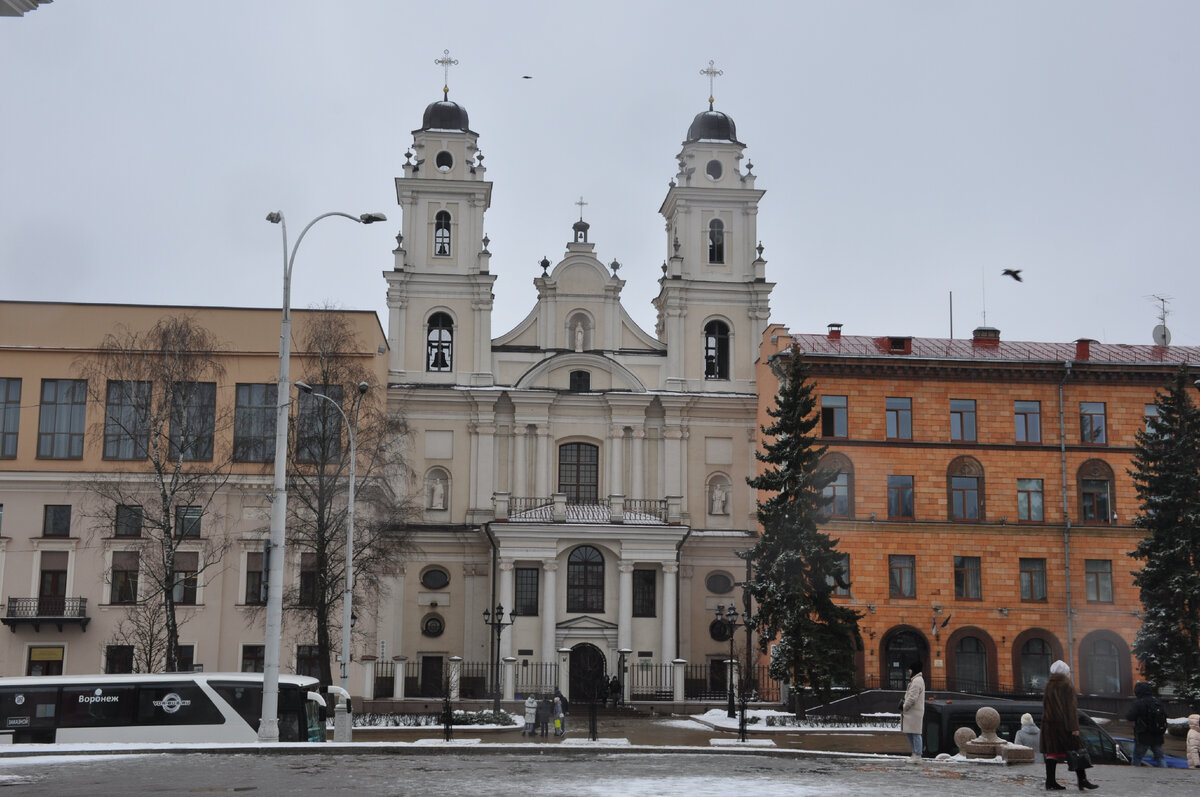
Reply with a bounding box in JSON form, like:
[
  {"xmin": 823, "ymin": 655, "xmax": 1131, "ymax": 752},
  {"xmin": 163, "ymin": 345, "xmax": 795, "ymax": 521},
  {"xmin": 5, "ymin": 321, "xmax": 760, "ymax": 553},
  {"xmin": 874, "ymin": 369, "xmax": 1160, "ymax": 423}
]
[{"xmin": 554, "ymin": 719, "xmax": 561, "ymax": 729}]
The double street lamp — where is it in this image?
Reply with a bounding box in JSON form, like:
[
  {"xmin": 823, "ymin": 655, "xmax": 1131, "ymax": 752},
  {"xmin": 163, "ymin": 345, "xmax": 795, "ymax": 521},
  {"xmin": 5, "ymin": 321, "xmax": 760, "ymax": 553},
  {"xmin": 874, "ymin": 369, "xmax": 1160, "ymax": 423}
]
[
  {"xmin": 481, "ymin": 604, "xmax": 517, "ymax": 713},
  {"xmin": 258, "ymin": 209, "xmax": 385, "ymax": 743}
]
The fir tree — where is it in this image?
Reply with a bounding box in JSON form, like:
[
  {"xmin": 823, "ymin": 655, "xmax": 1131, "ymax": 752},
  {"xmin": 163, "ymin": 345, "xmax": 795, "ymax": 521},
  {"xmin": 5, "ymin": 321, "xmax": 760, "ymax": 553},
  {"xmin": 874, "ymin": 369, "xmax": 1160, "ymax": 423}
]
[
  {"xmin": 743, "ymin": 347, "xmax": 862, "ymax": 702},
  {"xmin": 1129, "ymin": 365, "xmax": 1200, "ymax": 702}
]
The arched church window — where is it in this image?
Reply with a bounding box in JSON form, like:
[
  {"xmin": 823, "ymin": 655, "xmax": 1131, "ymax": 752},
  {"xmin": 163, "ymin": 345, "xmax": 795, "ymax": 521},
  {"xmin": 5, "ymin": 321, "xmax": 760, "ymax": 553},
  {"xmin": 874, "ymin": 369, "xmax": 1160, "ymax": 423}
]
[
  {"xmin": 708, "ymin": 219, "xmax": 725, "ymax": 264},
  {"xmin": 426, "ymin": 312, "xmax": 453, "ymax": 372},
  {"xmin": 435, "ymin": 151, "xmax": 453, "ymax": 172},
  {"xmin": 558, "ymin": 442, "xmax": 598, "ymax": 503},
  {"xmin": 704, "ymin": 320, "xmax": 730, "ymax": 380},
  {"xmin": 434, "ymin": 211, "xmax": 452, "ymax": 257},
  {"xmin": 706, "ymin": 160, "xmax": 722, "ymax": 180},
  {"xmin": 566, "ymin": 545, "xmax": 604, "ymax": 612}
]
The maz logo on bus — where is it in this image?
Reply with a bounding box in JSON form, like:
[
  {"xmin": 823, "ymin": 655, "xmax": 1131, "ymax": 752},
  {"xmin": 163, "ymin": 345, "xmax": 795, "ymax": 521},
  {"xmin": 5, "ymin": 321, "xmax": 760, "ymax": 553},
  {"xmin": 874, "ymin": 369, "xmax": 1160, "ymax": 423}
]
[
  {"xmin": 152, "ymin": 692, "xmax": 191, "ymax": 714},
  {"xmin": 78, "ymin": 688, "xmax": 120, "ymax": 704}
]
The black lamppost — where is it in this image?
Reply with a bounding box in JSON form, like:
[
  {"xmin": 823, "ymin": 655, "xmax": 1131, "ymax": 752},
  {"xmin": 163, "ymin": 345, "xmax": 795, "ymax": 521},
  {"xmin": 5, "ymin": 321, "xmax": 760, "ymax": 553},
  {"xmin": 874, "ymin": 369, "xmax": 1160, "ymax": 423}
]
[
  {"xmin": 482, "ymin": 604, "xmax": 516, "ymax": 713},
  {"xmin": 716, "ymin": 604, "xmax": 752, "ymax": 719}
]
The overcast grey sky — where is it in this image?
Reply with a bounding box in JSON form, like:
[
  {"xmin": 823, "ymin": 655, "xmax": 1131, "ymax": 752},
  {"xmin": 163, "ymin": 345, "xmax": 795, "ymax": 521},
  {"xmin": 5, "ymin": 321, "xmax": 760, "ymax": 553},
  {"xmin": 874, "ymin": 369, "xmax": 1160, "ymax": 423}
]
[{"xmin": 4, "ymin": 1, "xmax": 1198, "ymax": 348}]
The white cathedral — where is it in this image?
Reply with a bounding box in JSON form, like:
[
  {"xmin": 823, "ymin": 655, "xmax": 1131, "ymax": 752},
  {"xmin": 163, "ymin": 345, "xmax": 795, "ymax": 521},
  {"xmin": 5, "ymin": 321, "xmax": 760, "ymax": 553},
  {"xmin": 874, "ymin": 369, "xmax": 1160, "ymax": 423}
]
[{"xmin": 374, "ymin": 68, "xmax": 774, "ymax": 702}]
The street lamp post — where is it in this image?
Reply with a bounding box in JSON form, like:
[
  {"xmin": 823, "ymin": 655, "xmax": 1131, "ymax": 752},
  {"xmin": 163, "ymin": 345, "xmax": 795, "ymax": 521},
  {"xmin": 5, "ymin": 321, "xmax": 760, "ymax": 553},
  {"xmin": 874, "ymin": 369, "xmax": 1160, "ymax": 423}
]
[
  {"xmin": 258, "ymin": 209, "xmax": 385, "ymax": 743},
  {"xmin": 716, "ymin": 604, "xmax": 751, "ymax": 719},
  {"xmin": 481, "ymin": 604, "xmax": 516, "ymax": 714},
  {"xmin": 295, "ymin": 380, "xmax": 368, "ymax": 697}
]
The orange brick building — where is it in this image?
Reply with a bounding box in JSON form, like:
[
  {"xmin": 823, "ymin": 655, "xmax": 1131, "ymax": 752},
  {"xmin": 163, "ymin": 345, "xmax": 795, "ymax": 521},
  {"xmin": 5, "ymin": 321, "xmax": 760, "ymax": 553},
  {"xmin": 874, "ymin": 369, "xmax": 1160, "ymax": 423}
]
[{"xmin": 757, "ymin": 323, "xmax": 1200, "ymax": 697}]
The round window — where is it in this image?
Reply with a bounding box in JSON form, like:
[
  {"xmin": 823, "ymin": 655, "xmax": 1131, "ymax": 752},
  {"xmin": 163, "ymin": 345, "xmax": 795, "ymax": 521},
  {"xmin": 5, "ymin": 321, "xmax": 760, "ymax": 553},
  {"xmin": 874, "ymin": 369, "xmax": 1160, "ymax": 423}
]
[
  {"xmin": 422, "ymin": 614, "xmax": 445, "ymax": 637},
  {"xmin": 421, "ymin": 568, "xmax": 450, "ymax": 590},
  {"xmin": 709, "ymin": 619, "xmax": 733, "ymax": 642},
  {"xmin": 705, "ymin": 159, "xmax": 722, "ymax": 180},
  {"xmin": 705, "ymin": 572, "xmax": 734, "ymax": 594},
  {"xmin": 436, "ymin": 151, "xmax": 454, "ymax": 171}
]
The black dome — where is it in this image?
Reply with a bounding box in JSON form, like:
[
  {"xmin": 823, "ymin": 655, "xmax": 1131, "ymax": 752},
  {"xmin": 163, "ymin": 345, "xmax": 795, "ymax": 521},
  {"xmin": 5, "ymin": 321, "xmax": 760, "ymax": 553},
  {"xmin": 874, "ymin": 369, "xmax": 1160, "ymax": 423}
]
[
  {"xmin": 686, "ymin": 109, "xmax": 741, "ymax": 144},
  {"xmin": 421, "ymin": 100, "xmax": 471, "ymax": 132}
]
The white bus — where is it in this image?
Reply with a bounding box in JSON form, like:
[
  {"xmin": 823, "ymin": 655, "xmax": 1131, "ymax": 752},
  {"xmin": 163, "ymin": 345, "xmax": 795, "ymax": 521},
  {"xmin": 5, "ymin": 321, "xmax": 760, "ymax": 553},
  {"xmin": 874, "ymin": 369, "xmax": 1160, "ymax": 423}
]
[{"xmin": 0, "ymin": 672, "xmax": 326, "ymax": 744}]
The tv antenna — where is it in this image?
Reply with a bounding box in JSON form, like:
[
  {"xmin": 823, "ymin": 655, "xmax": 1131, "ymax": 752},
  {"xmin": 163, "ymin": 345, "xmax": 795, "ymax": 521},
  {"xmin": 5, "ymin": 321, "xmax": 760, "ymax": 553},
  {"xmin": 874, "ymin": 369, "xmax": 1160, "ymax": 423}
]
[{"xmin": 1148, "ymin": 294, "xmax": 1172, "ymax": 346}]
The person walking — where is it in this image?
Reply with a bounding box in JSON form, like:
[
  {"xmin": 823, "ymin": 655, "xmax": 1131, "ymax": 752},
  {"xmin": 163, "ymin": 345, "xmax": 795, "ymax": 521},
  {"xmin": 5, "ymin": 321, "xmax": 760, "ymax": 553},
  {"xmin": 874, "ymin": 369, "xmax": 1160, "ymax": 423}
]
[
  {"xmin": 1185, "ymin": 713, "xmax": 1199, "ymax": 768},
  {"xmin": 522, "ymin": 694, "xmax": 537, "ymax": 737},
  {"xmin": 1014, "ymin": 712, "xmax": 1042, "ymax": 758},
  {"xmin": 1041, "ymin": 660, "xmax": 1098, "ymax": 791},
  {"xmin": 1125, "ymin": 681, "xmax": 1168, "ymax": 766},
  {"xmin": 899, "ymin": 661, "xmax": 925, "ymax": 761},
  {"xmin": 535, "ymin": 694, "xmax": 552, "ymax": 738},
  {"xmin": 608, "ymin": 675, "xmax": 621, "ymax": 708},
  {"xmin": 552, "ymin": 693, "xmax": 566, "ymax": 737}
]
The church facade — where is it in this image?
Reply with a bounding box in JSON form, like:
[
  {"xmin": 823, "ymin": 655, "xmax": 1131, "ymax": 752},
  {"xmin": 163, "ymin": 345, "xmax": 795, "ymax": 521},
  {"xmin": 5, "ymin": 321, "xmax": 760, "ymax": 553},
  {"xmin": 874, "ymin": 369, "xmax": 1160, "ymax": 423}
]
[{"xmin": 374, "ymin": 85, "xmax": 773, "ymax": 701}]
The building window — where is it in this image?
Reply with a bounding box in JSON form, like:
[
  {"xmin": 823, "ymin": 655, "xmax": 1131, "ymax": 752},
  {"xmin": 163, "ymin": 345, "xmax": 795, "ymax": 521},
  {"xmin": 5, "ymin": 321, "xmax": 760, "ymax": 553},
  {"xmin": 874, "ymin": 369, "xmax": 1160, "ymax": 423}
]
[
  {"xmin": 707, "ymin": 218, "xmax": 724, "ymax": 264},
  {"xmin": 703, "ymin": 320, "xmax": 730, "ymax": 380},
  {"xmin": 514, "ymin": 567, "xmax": 539, "ymax": 616},
  {"xmin": 1081, "ymin": 479, "xmax": 1111, "ymax": 524},
  {"xmin": 558, "ymin": 442, "xmax": 599, "ymax": 503},
  {"xmin": 1085, "ymin": 559, "xmax": 1113, "ymax": 603},
  {"xmin": 1019, "ymin": 557, "xmax": 1047, "ymax": 601},
  {"xmin": 174, "ymin": 645, "xmax": 195, "ymax": 673},
  {"xmin": 420, "ymin": 567, "xmax": 450, "ymax": 590},
  {"xmin": 821, "ymin": 395, "xmax": 847, "ymax": 438},
  {"xmin": 954, "ymin": 636, "xmax": 989, "ymax": 692},
  {"xmin": 296, "ymin": 384, "xmax": 344, "ymax": 464},
  {"xmin": 1020, "ymin": 638, "xmax": 1052, "ymax": 691},
  {"xmin": 566, "ymin": 545, "xmax": 604, "ymax": 613},
  {"xmin": 887, "ymin": 475, "xmax": 914, "ymax": 519},
  {"xmin": 43, "ymin": 504, "xmax": 71, "ymax": 537},
  {"xmin": 298, "ymin": 553, "xmax": 318, "ymax": 607},
  {"xmin": 241, "ymin": 644, "xmax": 265, "ymax": 673},
  {"xmin": 568, "ymin": 370, "xmax": 590, "ymax": 392},
  {"xmin": 37, "ymin": 378, "xmax": 87, "ymax": 459},
  {"xmin": 115, "ymin": 504, "xmax": 143, "ymax": 537},
  {"xmin": 632, "ymin": 569, "xmax": 656, "ymax": 617},
  {"xmin": 950, "ymin": 398, "xmax": 976, "ymax": 442},
  {"xmin": 820, "ymin": 453, "xmax": 854, "ymax": 519},
  {"xmin": 169, "ymin": 382, "xmax": 216, "ymax": 462},
  {"xmin": 885, "ymin": 397, "xmax": 912, "ymax": 440},
  {"xmin": 105, "ymin": 645, "xmax": 135, "ymax": 674},
  {"xmin": 110, "ymin": 551, "xmax": 140, "ymax": 604},
  {"xmin": 828, "ymin": 553, "xmax": 851, "ymax": 596},
  {"xmin": 233, "ymin": 383, "xmax": 276, "ymax": 463},
  {"xmin": 0, "ymin": 377, "xmax": 20, "ymax": 459},
  {"xmin": 296, "ymin": 645, "xmax": 321, "ymax": 678},
  {"xmin": 954, "ymin": 556, "xmax": 982, "ymax": 600},
  {"xmin": 1017, "ymin": 479, "xmax": 1044, "ymax": 522},
  {"xmin": 1081, "ymin": 637, "xmax": 1122, "ymax": 694},
  {"xmin": 175, "ymin": 506, "xmax": 201, "ymax": 538},
  {"xmin": 889, "ymin": 554, "xmax": 915, "ymax": 598},
  {"xmin": 38, "ymin": 552, "xmax": 68, "ymax": 617},
  {"xmin": 426, "ymin": 312, "xmax": 453, "ymax": 372},
  {"xmin": 434, "ymin": 210, "xmax": 452, "ymax": 257},
  {"xmin": 172, "ymin": 551, "xmax": 199, "ymax": 605},
  {"xmin": 103, "ymin": 380, "xmax": 150, "ymax": 460},
  {"xmin": 1144, "ymin": 404, "xmax": 1161, "ymax": 434},
  {"xmin": 245, "ymin": 551, "xmax": 265, "ymax": 605},
  {"xmin": 1014, "ymin": 400, "xmax": 1041, "ymax": 443},
  {"xmin": 705, "ymin": 572, "xmax": 734, "ymax": 595},
  {"xmin": 950, "ymin": 476, "xmax": 980, "ymax": 522},
  {"xmin": 1079, "ymin": 402, "xmax": 1106, "ymax": 444}
]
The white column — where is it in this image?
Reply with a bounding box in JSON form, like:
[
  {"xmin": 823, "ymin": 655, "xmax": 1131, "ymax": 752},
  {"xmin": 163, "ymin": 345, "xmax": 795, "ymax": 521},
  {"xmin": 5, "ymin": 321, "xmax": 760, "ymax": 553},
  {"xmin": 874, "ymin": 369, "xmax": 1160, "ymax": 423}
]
[
  {"xmin": 630, "ymin": 428, "xmax": 645, "ymax": 500},
  {"xmin": 541, "ymin": 562, "xmax": 558, "ymax": 659},
  {"xmin": 499, "ymin": 559, "xmax": 515, "ymax": 660},
  {"xmin": 389, "ymin": 567, "xmax": 406, "ymax": 668},
  {"xmin": 661, "ymin": 564, "xmax": 677, "ymax": 664},
  {"xmin": 608, "ymin": 425, "xmax": 624, "ymax": 498},
  {"xmin": 512, "ymin": 426, "xmax": 528, "ymax": 497},
  {"xmin": 535, "ymin": 427, "xmax": 551, "ymax": 497},
  {"xmin": 474, "ymin": 424, "xmax": 496, "ymax": 509},
  {"xmin": 617, "ymin": 561, "xmax": 634, "ymax": 652},
  {"xmin": 386, "ymin": 293, "xmax": 407, "ymax": 376}
]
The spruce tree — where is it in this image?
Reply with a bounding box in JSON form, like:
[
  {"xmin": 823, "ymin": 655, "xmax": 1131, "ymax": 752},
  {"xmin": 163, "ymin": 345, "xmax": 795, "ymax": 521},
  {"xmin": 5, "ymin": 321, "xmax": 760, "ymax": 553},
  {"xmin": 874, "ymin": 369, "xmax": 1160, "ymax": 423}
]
[
  {"xmin": 743, "ymin": 347, "xmax": 862, "ymax": 702},
  {"xmin": 1129, "ymin": 365, "xmax": 1200, "ymax": 702}
]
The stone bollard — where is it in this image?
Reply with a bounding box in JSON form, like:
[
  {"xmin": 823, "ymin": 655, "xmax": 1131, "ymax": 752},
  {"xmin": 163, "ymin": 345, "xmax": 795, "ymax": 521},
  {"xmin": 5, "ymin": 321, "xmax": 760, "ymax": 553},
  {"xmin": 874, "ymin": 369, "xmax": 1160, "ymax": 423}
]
[
  {"xmin": 333, "ymin": 697, "xmax": 352, "ymax": 742},
  {"xmin": 962, "ymin": 707, "xmax": 1008, "ymax": 759}
]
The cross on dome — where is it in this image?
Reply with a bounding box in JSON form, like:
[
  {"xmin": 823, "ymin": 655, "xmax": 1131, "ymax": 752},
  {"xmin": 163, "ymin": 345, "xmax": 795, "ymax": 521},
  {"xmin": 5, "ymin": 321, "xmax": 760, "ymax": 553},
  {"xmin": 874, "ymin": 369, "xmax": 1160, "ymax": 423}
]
[
  {"xmin": 575, "ymin": 196, "xmax": 588, "ymax": 221},
  {"xmin": 700, "ymin": 59, "xmax": 724, "ymax": 110},
  {"xmin": 435, "ymin": 49, "xmax": 459, "ymax": 99}
]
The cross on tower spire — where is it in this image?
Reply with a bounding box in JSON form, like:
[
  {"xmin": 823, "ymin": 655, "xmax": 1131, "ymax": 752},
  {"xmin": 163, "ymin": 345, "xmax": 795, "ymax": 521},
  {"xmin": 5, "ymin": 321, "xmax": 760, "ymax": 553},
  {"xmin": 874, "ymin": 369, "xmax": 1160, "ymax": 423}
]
[
  {"xmin": 575, "ymin": 196, "xmax": 588, "ymax": 221},
  {"xmin": 700, "ymin": 59, "xmax": 724, "ymax": 110},
  {"xmin": 435, "ymin": 49, "xmax": 459, "ymax": 100}
]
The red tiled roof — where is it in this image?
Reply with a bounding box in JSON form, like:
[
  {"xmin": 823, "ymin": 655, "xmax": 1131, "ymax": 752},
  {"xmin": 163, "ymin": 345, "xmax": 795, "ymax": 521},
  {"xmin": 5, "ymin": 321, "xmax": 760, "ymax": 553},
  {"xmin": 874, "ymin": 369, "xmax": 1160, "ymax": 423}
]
[{"xmin": 787, "ymin": 333, "xmax": 1200, "ymax": 365}]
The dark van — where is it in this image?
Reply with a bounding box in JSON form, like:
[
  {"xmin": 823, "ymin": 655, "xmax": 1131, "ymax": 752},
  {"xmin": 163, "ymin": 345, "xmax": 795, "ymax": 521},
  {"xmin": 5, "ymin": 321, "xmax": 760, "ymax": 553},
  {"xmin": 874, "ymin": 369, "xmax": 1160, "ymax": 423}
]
[{"xmin": 922, "ymin": 699, "xmax": 1128, "ymax": 764}]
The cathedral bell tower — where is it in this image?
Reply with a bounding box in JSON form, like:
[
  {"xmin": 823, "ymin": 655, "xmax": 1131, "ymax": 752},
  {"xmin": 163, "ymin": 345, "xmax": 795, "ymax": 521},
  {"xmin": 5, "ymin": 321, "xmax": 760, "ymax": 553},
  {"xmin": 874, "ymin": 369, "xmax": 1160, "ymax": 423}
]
[
  {"xmin": 384, "ymin": 50, "xmax": 496, "ymax": 386},
  {"xmin": 654, "ymin": 62, "xmax": 773, "ymax": 392}
]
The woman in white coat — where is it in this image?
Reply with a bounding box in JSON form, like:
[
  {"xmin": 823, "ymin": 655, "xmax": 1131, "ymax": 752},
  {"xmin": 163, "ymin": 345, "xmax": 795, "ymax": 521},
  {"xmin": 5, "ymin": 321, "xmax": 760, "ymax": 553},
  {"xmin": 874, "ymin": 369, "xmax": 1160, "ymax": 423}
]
[{"xmin": 900, "ymin": 661, "xmax": 926, "ymax": 760}]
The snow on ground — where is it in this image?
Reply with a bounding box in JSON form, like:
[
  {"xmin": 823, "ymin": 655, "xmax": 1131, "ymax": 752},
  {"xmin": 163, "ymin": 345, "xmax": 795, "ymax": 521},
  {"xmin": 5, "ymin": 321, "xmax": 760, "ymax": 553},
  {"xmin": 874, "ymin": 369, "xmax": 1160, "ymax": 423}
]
[{"xmin": 690, "ymin": 708, "xmax": 900, "ymax": 732}]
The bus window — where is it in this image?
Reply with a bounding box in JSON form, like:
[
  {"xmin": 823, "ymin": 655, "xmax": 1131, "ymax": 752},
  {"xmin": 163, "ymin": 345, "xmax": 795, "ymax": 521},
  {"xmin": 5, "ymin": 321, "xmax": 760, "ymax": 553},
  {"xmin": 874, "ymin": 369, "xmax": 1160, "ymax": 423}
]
[
  {"xmin": 136, "ymin": 682, "xmax": 222, "ymax": 726},
  {"xmin": 1, "ymin": 688, "xmax": 59, "ymax": 743},
  {"xmin": 60, "ymin": 685, "xmax": 137, "ymax": 727},
  {"xmin": 210, "ymin": 682, "xmax": 261, "ymax": 732}
]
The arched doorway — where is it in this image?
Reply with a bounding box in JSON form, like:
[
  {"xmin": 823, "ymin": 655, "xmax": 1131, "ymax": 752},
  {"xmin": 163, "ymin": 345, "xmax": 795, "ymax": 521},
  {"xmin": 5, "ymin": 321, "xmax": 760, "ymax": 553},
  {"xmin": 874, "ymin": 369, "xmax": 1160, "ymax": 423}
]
[
  {"xmin": 569, "ymin": 643, "xmax": 607, "ymax": 703},
  {"xmin": 882, "ymin": 627, "xmax": 928, "ymax": 690}
]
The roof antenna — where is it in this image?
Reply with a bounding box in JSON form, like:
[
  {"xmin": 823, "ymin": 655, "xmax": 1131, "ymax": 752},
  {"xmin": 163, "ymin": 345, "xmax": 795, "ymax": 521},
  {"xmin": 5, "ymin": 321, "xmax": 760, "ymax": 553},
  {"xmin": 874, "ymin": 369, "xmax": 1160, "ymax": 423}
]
[{"xmin": 1149, "ymin": 294, "xmax": 1172, "ymax": 346}]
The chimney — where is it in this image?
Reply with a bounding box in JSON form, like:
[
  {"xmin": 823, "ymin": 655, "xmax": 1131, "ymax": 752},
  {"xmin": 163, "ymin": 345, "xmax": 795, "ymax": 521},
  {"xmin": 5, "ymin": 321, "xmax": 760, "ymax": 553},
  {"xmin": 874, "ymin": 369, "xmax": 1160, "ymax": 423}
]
[
  {"xmin": 827, "ymin": 323, "xmax": 842, "ymax": 340},
  {"xmin": 1074, "ymin": 338, "xmax": 1096, "ymax": 361},
  {"xmin": 972, "ymin": 326, "xmax": 1001, "ymax": 347}
]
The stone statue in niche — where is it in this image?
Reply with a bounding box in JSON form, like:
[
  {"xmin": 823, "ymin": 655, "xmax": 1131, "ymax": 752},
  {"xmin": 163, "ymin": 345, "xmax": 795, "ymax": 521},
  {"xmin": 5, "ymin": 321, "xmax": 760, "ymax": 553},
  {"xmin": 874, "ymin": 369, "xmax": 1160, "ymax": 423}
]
[
  {"xmin": 574, "ymin": 322, "xmax": 584, "ymax": 352},
  {"xmin": 710, "ymin": 482, "xmax": 728, "ymax": 515},
  {"xmin": 429, "ymin": 476, "xmax": 446, "ymax": 510}
]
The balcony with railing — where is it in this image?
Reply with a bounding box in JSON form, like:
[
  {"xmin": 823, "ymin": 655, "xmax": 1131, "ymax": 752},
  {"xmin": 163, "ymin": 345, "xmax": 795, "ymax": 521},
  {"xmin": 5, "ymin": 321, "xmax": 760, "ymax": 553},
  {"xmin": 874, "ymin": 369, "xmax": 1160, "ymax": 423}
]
[
  {"xmin": 493, "ymin": 493, "xmax": 681, "ymax": 525},
  {"xmin": 2, "ymin": 597, "xmax": 91, "ymax": 632}
]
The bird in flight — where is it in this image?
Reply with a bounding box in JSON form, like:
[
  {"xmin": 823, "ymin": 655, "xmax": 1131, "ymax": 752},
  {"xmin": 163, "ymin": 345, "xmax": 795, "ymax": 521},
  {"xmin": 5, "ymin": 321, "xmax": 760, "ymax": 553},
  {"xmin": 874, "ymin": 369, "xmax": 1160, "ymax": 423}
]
[
  {"xmin": 1002, "ymin": 269, "xmax": 1023, "ymax": 282},
  {"xmin": 521, "ymin": 75, "xmax": 533, "ymax": 79}
]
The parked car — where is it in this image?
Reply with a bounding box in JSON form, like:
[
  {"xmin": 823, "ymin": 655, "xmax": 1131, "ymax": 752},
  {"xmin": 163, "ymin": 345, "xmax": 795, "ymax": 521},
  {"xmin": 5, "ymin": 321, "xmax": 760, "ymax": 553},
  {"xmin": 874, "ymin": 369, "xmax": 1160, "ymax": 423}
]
[
  {"xmin": 1111, "ymin": 737, "xmax": 1189, "ymax": 768},
  {"xmin": 922, "ymin": 699, "xmax": 1128, "ymax": 764}
]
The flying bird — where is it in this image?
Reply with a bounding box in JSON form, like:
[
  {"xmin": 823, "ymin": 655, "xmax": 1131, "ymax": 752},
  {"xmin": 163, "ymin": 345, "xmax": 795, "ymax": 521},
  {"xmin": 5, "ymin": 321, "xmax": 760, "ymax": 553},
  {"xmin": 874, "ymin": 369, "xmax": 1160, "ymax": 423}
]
[
  {"xmin": 521, "ymin": 75, "xmax": 533, "ymax": 79},
  {"xmin": 1002, "ymin": 269, "xmax": 1023, "ymax": 282}
]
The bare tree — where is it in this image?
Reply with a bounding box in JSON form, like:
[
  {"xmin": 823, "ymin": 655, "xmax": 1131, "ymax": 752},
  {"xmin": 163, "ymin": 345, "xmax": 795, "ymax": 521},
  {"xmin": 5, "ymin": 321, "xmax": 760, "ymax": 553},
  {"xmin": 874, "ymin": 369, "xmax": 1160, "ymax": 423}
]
[
  {"xmin": 79, "ymin": 316, "xmax": 235, "ymax": 673},
  {"xmin": 283, "ymin": 311, "xmax": 412, "ymax": 687}
]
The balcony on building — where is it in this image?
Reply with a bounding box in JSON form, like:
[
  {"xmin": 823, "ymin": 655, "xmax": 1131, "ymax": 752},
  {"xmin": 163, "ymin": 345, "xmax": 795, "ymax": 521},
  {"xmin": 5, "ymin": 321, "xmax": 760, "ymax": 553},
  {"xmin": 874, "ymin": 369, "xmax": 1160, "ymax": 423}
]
[
  {"xmin": 492, "ymin": 493, "xmax": 682, "ymax": 525},
  {"xmin": 2, "ymin": 597, "xmax": 91, "ymax": 632}
]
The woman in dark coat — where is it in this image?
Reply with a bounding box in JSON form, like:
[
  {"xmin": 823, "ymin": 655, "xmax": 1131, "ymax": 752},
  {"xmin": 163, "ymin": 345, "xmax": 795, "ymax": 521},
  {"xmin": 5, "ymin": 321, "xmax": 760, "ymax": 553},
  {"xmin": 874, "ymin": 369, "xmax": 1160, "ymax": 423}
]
[{"xmin": 1041, "ymin": 659, "xmax": 1098, "ymax": 791}]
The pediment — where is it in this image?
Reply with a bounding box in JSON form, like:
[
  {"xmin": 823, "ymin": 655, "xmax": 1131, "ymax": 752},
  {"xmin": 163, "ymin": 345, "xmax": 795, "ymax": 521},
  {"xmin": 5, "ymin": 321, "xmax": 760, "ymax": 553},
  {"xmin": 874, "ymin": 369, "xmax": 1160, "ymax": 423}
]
[{"xmin": 557, "ymin": 615, "xmax": 618, "ymax": 631}]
